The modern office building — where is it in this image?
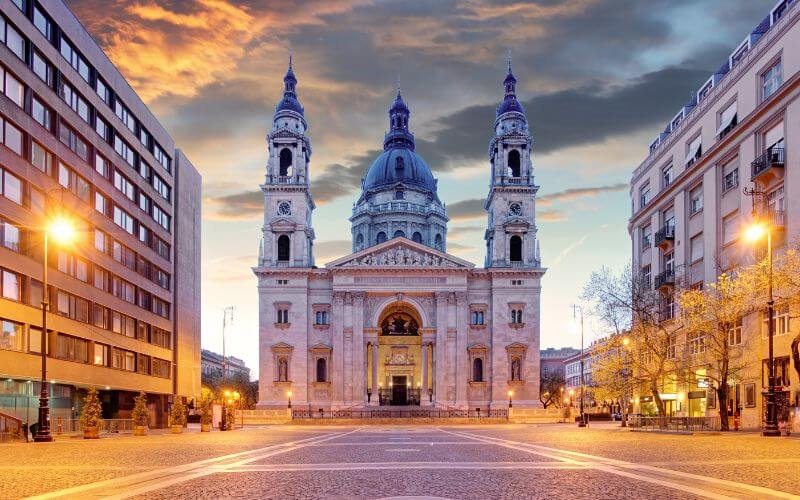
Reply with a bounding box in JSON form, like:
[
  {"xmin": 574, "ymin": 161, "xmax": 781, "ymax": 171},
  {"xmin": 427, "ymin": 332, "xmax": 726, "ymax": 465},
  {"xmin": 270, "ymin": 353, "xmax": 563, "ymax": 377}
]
[
  {"xmin": 628, "ymin": 0, "xmax": 798, "ymax": 427},
  {"xmin": 0, "ymin": 0, "xmax": 201, "ymax": 428}
]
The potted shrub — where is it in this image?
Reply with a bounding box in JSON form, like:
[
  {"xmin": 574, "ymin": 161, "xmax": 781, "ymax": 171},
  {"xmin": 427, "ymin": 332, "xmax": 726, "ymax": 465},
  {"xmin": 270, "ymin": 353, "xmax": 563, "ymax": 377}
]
[
  {"xmin": 199, "ymin": 388, "xmax": 213, "ymax": 432},
  {"xmin": 80, "ymin": 387, "xmax": 102, "ymax": 439},
  {"xmin": 170, "ymin": 398, "xmax": 187, "ymax": 434},
  {"xmin": 132, "ymin": 391, "xmax": 149, "ymax": 436}
]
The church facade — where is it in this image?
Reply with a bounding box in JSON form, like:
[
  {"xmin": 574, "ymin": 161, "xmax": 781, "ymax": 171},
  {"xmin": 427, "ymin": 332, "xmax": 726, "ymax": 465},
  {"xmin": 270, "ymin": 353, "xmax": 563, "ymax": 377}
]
[{"xmin": 254, "ymin": 58, "xmax": 545, "ymax": 409}]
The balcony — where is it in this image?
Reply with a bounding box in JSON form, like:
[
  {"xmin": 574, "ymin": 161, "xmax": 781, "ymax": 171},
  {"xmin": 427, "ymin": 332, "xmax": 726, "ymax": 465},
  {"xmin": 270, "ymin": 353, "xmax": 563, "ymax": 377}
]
[
  {"xmin": 266, "ymin": 175, "xmax": 305, "ymax": 184},
  {"xmin": 751, "ymin": 148, "xmax": 784, "ymax": 181},
  {"xmin": 654, "ymin": 225, "xmax": 675, "ymax": 249},
  {"xmin": 654, "ymin": 269, "xmax": 675, "ymax": 289}
]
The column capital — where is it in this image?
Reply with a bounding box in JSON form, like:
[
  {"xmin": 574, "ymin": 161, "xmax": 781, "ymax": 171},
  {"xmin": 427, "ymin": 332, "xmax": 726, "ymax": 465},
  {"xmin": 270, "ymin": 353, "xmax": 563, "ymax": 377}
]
[
  {"xmin": 332, "ymin": 291, "xmax": 347, "ymax": 304},
  {"xmin": 352, "ymin": 291, "xmax": 367, "ymax": 303}
]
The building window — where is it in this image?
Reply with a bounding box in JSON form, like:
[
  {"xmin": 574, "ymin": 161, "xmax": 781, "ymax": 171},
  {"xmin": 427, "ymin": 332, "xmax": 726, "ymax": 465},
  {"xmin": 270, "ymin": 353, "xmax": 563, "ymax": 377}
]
[
  {"xmin": 641, "ymin": 264, "xmax": 652, "ymax": 289},
  {"xmin": 279, "ymin": 148, "xmax": 292, "ymax": 176},
  {"xmin": 472, "ymin": 358, "xmax": 484, "ymax": 382},
  {"xmin": 508, "ymin": 150, "xmax": 521, "ymax": 177},
  {"xmin": 722, "ymin": 211, "xmax": 739, "ymax": 246},
  {"xmin": 471, "ymin": 310, "xmax": 485, "ymax": 326},
  {"xmin": 411, "ymin": 232, "xmax": 422, "ymax": 244},
  {"xmin": 689, "ymin": 184, "xmax": 703, "ymax": 215},
  {"xmin": 641, "ymin": 224, "xmax": 651, "ymax": 250},
  {"xmin": 59, "ymin": 121, "xmax": 89, "ymax": 162},
  {"xmin": 434, "ymin": 234, "xmax": 443, "ymax": 251},
  {"xmin": 316, "ymin": 358, "xmax": 327, "ymax": 382},
  {"xmin": 510, "ymin": 308, "xmax": 523, "ymax": 324},
  {"xmin": 0, "ymin": 220, "xmax": 21, "ymax": 252},
  {"xmin": 728, "ymin": 318, "xmax": 743, "ymax": 346},
  {"xmin": 763, "ymin": 121, "xmax": 785, "ymax": 152},
  {"xmin": 762, "ymin": 356, "xmax": 790, "ymax": 387},
  {"xmin": 277, "ymin": 308, "xmax": 289, "ymax": 324},
  {"xmin": 1, "ymin": 269, "xmax": 21, "ymax": 301},
  {"xmin": 685, "ymin": 136, "xmax": 702, "ymax": 167},
  {"xmin": 661, "ymin": 164, "xmax": 673, "ymax": 188},
  {"xmin": 509, "ymin": 235, "xmax": 522, "ymax": 262},
  {"xmin": 114, "ymin": 134, "xmax": 135, "ymax": 167},
  {"xmin": 689, "ymin": 332, "xmax": 706, "ymax": 355},
  {"xmin": 690, "ymin": 233, "xmax": 703, "ymax": 263},
  {"xmin": 762, "ymin": 304, "xmax": 790, "ymax": 337},
  {"xmin": 0, "ymin": 319, "xmax": 23, "ymax": 352},
  {"xmin": 1, "ymin": 117, "xmax": 23, "ymax": 156},
  {"xmin": 1, "ymin": 67, "xmax": 24, "ymax": 108},
  {"xmin": 762, "ymin": 59, "xmax": 782, "ymax": 100},
  {"xmin": 31, "ymin": 95, "xmax": 52, "ymax": 130},
  {"xmin": 315, "ymin": 310, "xmax": 329, "ymax": 325},
  {"xmin": 639, "ymin": 182, "xmax": 650, "ymax": 209},
  {"xmin": 717, "ymin": 101, "xmax": 737, "ymax": 139},
  {"xmin": 277, "ymin": 235, "xmax": 290, "ymax": 262},
  {"xmin": 722, "ymin": 161, "xmax": 739, "ymax": 192},
  {"xmin": 395, "ymin": 190, "xmax": 404, "ymax": 200},
  {"xmin": 2, "ymin": 19, "xmax": 25, "ymax": 60},
  {"xmin": 376, "ymin": 232, "xmax": 387, "ymax": 244}
]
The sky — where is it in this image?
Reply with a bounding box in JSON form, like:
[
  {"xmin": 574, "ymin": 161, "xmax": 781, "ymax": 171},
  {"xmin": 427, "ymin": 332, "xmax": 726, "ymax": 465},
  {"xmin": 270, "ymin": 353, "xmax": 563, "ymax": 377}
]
[{"xmin": 67, "ymin": 0, "xmax": 778, "ymax": 378}]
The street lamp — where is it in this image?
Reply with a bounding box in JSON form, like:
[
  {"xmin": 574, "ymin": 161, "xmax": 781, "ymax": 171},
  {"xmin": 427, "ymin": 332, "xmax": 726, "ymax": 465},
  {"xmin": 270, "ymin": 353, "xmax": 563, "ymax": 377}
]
[
  {"xmin": 34, "ymin": 196, "xmax": 76, "ymax": 443},
  {"xmin": 508, "ymin": 390, "xmax": 513, "ymax": 408},
  {"xmin": 287, "ymin": 390, "xmax": 292, "ymax": 409},
  {"xmin": 744, "ymin": 219, "xmax": 780, "ymax": 437},
  {"xmin": 572, "ymin": 305, "xmax": 586, "ymax": 428}
]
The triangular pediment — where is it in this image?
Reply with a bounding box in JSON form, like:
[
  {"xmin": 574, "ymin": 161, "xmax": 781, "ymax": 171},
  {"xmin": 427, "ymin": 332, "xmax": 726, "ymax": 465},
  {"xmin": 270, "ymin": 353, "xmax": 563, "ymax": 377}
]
[
  {"xmin": 326, "ymin": 237, "xmax": 474, "ymax": 269},
  {"xmin": 269, "ymin": 217, "xmax": 297, "ymax": 231}
]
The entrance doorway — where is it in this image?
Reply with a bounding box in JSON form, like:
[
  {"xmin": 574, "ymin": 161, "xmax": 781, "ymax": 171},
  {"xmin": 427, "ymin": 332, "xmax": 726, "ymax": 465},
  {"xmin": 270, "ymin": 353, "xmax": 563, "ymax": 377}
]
[{"xmin": 391, "ymin": 376, "xmax": 407, "ymax": 405}]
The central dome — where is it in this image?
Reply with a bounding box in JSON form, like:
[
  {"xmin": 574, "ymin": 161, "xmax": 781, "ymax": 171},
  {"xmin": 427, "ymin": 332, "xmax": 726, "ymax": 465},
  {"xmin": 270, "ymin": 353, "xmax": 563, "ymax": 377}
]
[{"xmin": 362, "ymin": 148, "xmax": 436, "ymax": 192}]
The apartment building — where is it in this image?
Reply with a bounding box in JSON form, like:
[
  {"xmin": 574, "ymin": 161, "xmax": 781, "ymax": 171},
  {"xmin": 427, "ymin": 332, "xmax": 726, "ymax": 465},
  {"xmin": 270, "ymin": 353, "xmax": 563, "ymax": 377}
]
[
  {"xmin": 201, "ymin": 350, "xmax": 251, "ymax": 381},
  {"xmin": 540, "ymin": 347, "xmax": 579, "ymax": 380},
  {"xmin": 628, "ymin": 0, "xmax": 798, "ymax": 428},
  {"xmin": 0, "ymin": 0, "xmax": 201, "ymax": 427}
]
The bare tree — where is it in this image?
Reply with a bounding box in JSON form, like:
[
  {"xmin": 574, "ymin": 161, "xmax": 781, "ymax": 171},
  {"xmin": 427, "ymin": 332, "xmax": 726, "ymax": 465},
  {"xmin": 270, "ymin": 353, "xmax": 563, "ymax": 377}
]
[
  {"xmin": 539, "ymin": 371, "xmax": 565, "ymax": 409},
  {"xmin": 583, "ymin": 264, "xmax": 680, "ymax": 417}
]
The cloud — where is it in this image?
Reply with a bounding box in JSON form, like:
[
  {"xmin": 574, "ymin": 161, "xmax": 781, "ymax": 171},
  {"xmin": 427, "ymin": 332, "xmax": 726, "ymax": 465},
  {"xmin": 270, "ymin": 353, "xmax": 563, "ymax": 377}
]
[
  {"xmin": 206, "ymin": 190, "xmax": 262, "ymax": 221},
  {"xmin": 538, "ymin": 183, "xmax": 627, "ymax": 206},
  {"xmin": 447, "ymin": 225, "xmax": 484, "ymax": 238},
  {"xmin": 447, "ymin": 198, "xmax": 486, "ymax": 222},
  {"xmin": 539, "ymin": 209, "xmax": 568, "ymax": 222}
]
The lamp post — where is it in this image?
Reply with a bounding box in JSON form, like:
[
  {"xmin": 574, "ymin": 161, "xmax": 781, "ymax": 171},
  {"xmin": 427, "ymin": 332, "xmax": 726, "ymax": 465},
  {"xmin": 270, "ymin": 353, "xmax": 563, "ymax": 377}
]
[
  {"xmin": 744, "ymin": 216, "xmax": 780, "ymax": 437},
  {"xmin": 508, "ymin": 390, "xmax": 513, "ymax": 408},
  {"xmin": 572, "ymin": 305, "xmax": 586, "ymax": 427},
  {"xmin": 287, "ymin": 390, "xmax": 292, "ymax": 409},
  {"xmin": 34, "ymin": 191, "xmax": 75, "ymax": 443}
]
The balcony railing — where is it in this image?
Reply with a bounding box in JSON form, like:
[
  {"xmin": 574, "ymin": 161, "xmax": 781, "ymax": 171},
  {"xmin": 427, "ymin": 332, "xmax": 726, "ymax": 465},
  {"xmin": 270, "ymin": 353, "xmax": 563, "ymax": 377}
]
[
  {"xmin": 654, "ymin": 225, "xmax": 675, "ymax": 248},
  {"xmin": 266, "ymin": 175, "xmax": 305, "ymax": 184},
  {"xmin": 751, "ymin": 147, "xmax": 785, "ymax": 180},
  {"xmin": 352, "ymin": 201, "xmax": 446, "ymax": 218},
  {"xmin": 654, "ymin": 269, "xmax": 675, "ymax": 289}
]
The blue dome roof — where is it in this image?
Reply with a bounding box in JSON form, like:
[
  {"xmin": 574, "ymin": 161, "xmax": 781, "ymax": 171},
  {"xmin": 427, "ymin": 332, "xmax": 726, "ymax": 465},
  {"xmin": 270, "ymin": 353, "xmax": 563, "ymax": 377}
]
[
  {"xmin": 363, "ymin": 148, "xmax": 436, "ymax": 192},
  {"xmin": 276, "ymin": 95, "xmax": 304, "ymax": 115},
  {"xmin": 497, "ymin": 96, "xmax": 525, "ymax": 117}
]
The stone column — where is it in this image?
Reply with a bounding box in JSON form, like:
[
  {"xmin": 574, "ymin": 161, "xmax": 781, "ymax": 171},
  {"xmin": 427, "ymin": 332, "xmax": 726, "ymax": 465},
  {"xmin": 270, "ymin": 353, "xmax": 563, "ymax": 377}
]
[
  {"xmin": 371, "ymin": 342, "xmax": 379, "ymax": 406},
  {"xmin": 331, "ymin": 291, "xmax": 345, "ymax": 407},
  {"xmin": 421, "ymin": 342, "xmax": 429, "ymax": 405},
  {"xmin": 434, "ymin": 292, "xmax": 448, "ymax": 407},
  {"xmin": 455, "ymin": 292, "xmax": 469, "ymax": 408},
  {"xmin": 352, "ymin": 292, "xmax": 365, "ymax": 405}
]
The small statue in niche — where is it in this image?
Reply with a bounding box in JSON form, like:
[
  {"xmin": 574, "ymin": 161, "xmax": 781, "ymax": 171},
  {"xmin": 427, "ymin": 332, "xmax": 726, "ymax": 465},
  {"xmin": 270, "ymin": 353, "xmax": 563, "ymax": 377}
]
[{"xmin": 511, "ymin": 358, "xmax": 521, "ymax": 381}]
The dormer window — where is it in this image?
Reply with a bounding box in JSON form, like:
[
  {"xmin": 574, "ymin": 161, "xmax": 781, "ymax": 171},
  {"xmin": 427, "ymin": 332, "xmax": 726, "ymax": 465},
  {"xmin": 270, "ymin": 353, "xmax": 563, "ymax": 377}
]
[
  {"xmin": 395, "ymin": 190, "xmax": 404, "ymax": 200},
  {"xmin": 395, "ymin": 157, "xmax": 404, "ymax": 170}
]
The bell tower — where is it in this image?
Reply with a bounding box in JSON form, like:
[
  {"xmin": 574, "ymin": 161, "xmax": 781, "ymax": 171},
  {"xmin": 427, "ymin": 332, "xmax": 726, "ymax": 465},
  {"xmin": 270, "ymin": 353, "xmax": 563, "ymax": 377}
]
[
  {"xmin": 259, "ymin": 55, "xmax": 315, "ymax": 268},
  {"xmin": 485, "ymin": 57, "xmax": 541, "ymax": 268}
]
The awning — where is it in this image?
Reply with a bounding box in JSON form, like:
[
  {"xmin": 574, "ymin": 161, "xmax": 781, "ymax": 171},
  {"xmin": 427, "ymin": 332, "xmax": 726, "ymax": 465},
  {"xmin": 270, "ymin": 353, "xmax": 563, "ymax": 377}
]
[
  {"xmin": 716, "ymin": 103, "xmax": 737, "ymax": 136},
  {"xmin": 765, "ymin": 122, "xmax": 784, "ymax": 149},
  {"xmin": 684, "ymin": 138, "xmax": 702, "ymax": 165}
]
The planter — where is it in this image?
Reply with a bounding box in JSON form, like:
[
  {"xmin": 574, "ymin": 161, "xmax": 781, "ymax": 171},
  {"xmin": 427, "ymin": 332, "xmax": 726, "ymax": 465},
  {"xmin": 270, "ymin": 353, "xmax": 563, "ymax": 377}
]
[
  {"xmin": 200, "ymin": 423, "xmax": 212, "ymax": 432},
  {"xmin": 83, "ymin": 427, "xmax": 100, "ymax": 439},
  {"xmin": 171, "ymin": 425, "xmax": 183, "ymax": 434},
  {"xmin": 133, "ymin": 425, "xmax": 148, "ymax": 436}
]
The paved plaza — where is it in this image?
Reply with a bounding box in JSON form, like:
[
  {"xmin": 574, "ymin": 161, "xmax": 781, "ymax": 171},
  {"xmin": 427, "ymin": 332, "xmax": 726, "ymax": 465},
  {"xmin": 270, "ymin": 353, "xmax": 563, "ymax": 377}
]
[{"xmin": 3, "ymin": 423, "xmax": 800, "ymax": 499}]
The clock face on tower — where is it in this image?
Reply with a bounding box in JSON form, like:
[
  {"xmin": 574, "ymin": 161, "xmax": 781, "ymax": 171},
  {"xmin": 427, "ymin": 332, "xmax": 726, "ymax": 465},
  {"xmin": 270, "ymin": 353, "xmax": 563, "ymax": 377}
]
[
  {"xmin": 277, "ymin": 201, "xmax": 292, "ymax": 216},
  {"xmin": 509, "ymin": 202, "xmax": 522, "ymax": 217}
]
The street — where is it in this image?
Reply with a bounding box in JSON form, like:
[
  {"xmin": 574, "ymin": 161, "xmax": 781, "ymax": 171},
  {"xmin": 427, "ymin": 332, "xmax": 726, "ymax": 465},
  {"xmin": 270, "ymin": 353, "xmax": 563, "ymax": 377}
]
[{"xmin": 3, "ymin": 423, "xmax": 800, "ymax": 499}]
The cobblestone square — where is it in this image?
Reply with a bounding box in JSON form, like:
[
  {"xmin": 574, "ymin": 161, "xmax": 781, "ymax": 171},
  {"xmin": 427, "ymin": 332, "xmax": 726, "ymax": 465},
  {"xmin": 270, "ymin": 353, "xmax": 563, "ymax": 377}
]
[{"xmin": 3, "ymin": 423, "xmax": 800, "ymax": 499}]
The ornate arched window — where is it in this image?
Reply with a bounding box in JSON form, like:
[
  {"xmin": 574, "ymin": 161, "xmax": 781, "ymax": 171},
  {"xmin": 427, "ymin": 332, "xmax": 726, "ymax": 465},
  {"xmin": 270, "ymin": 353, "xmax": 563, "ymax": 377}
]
[
  {"xmin": 393, "ymin": 230, "xmax": 405, "ymax": 239},
  {"xmin": 279, "ymin": 148, "xmax": 293, "ymax": 177},
  {"xmin": 395, "ymin": 190, "xmax": 404, "ymax": 200},
  {"xmin": 356, "ymin": 233, "xmax": 364, "ymax": 250},
  {"xmin": 376, "ymin": 232, "xmax": 387, "ymax": 244},
  {"xmin": 434, "ymin": 234, "xmax": 443, "ymax": 251},
  {"xmin": 412, "ymin": 232, "xmax": 422, "ymax": 243},
  {"xmin": 508, "ymin": 150, "xmax": 521, "ymax": 177},
  {"xmin": 510, "ymin": 235, "xmax": 522, "ymax": 262},
  {"xmin": 473, "ymin": 358, "xmax": 484, "ymax": 382},
  {"xmin": 316, "ymin": 358, "xmax": 327, "ymax": 382},
  {"xmin": 277, "ymin": 235, "xmax": 291, "ymax": 262}
]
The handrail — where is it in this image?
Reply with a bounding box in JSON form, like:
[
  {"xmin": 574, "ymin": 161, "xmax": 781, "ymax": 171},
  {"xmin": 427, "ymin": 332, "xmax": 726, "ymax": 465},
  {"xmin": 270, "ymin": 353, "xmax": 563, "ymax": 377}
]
[{"xmin": 751, "ymin": 147, "xmax": 785, "ymax": 179}]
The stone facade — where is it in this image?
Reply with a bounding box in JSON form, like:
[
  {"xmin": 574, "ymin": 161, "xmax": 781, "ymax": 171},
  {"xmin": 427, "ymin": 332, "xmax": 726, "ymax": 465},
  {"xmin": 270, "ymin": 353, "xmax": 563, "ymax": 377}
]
[{"xmin": 255, "ymin": 59, "xmax": 545, "ymax": 409}]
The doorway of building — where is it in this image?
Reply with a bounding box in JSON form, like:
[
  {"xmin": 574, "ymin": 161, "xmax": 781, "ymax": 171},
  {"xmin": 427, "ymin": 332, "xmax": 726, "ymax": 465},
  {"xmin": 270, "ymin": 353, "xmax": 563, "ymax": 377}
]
[{"xmin": 391, "ymin": 376, "xmax": 407, "ymax": 405}]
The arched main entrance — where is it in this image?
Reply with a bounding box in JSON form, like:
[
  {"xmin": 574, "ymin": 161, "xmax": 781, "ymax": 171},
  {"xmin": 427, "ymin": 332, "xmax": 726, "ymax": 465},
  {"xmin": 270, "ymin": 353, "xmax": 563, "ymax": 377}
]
[{"xmin": 371, "ymin": 302, "xmax": 425, "ymax": 406}]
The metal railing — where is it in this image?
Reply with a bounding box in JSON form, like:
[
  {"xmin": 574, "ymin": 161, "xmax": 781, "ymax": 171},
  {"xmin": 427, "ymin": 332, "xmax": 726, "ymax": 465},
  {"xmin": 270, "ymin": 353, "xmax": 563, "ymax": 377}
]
[
  {"xmin": 654, "ymin": 269, "xmax": 675, "ymax": 289},
  {"xmin": 292, "ymin": 408, "xmax": 509, "ymax": 420},
  {"xmin": 352, "ymin": 201, "xmax": 447, "ymax": 218},
  {"xmin": 751, "ymin": 147, "xmax": 785, "ymax": 180},
  {"xmin": 51, "ymin": 418, "xmax": 134, "ymax": 434},
  {"xmin": 654, "ymin": 225, "xmax": 675, "ymax": 247},
  {"xmin": 0, "ymin": 412, "xmax": 23, "ymax": 442},
  {"xmin": 628, "ymin": 415, "xmax": 720, "ymax": 432}
]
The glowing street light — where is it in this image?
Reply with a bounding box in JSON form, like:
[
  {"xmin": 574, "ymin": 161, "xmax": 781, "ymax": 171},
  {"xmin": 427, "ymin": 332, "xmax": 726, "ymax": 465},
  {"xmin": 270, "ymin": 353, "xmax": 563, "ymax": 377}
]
[
  {"xmin": 287, "ymin": 390, "xmax": 293, "ymax": 409},
  {"xmin": 508, "ymin": 390, "xmax": 513, "ymax": 408},
  {"xmin": 743, "ymin": 215, "xmax": 780, "ymax": 437},
  {"xmin": 34, "ymin": 193, "xmax": 76, "ymax": 443}
]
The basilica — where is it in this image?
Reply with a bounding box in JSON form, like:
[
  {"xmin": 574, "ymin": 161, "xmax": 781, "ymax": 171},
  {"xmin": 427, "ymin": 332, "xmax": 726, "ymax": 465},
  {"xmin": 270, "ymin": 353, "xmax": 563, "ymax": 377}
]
[{"xmin": 254, "ymin": 58, "xmax": 545, "ymax": 409}]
